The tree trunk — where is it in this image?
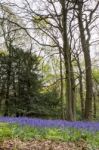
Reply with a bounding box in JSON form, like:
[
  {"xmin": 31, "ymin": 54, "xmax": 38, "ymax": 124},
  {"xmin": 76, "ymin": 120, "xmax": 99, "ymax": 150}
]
[
  {"xmin": 59, "ymin": 49, "xmax": 64, "ymax": 119},
  {"xmin": 4, "ymin": 49, "xmax": 12, "ymax": 116},
  {"xmin": 13, "ymin": 71, "xmax": 17, "ymax": 114},
  {"xmin": 71, "ymin": 61, "xmax": 76, "ymax": 120},
  {"xmin": 77, "ymin": 2, "xmax": 93, "ymax": 120},
  {"xmin": 93, "ymin": 93, "xmax": 96, "ymax": 119},
  {"xmin": 76, "ymin": 55, "xmax": 85, "ymax": 118},
  {"xmin": 61, "ymin": 0, "xmax": 74, "ymax": 120}
]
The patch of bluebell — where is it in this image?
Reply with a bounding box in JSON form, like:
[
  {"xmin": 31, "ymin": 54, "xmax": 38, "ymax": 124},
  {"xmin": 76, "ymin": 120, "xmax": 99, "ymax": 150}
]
[{"xmin": 0, "ymin": 117, "xmax": 99, "ymax": 131}]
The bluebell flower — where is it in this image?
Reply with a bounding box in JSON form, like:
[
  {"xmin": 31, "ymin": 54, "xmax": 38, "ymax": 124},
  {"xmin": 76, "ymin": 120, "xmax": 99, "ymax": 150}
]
[{"xmin": 0, "ymin": 117, "xmax": 98, "ymax": 132}]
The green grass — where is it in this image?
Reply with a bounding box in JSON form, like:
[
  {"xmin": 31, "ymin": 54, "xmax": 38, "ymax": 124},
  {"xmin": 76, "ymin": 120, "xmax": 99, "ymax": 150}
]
[{"xmin": 0, "ymin": 123, "xmax": 99, "ymax": 149}]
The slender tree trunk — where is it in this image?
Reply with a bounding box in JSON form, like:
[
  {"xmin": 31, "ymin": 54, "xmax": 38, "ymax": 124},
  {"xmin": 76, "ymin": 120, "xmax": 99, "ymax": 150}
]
[
  {"xmin": 79, "ymin": 72, "xmax": 85, "ymax": 118},
  {"xmin": 93, "ymin": 93, "xmax": 96, "ymax": 119},
  {"xmin": 61, "ymin": 0, "xmax": 74, "ymax": 120},
  {"xmin": 0, "ymin": 81, "xmax": 6, "ymax": 113},
  {"xmin": 84, "ymin": 49, "xmax": 93, "ymax": 120},
  {"xmin": 71, "ymin": 61, "xmax": 76, "ymax": 120},
  {"xmin": 77, "ymin": 2, "xmax": 93, "ymax": 120},
  {"xmin": 18, "ymin": 60, "xmax": 21, "ymax": 100},
  {"xmin": 13, "ymin": 72, "xmax": 17, "ymax": 114},
  {"xmin": 59, "ymin": 49, "xmax": 64, "ymax": 119},
  {"xmin": 4, "ymin": 49, "xmax": 12, "ymax": 116},
  {"xmin": 76, "ymin": 56, "xmax": 85, "ymax": 118}
]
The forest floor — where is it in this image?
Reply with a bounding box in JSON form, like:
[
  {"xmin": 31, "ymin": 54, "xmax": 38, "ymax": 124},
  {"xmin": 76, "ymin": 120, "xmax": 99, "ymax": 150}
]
[
  {"xmin": 0, "ymin": 119, "xmax": 99, "ymax": 150},
  {"xmin": 0, "ymin": 139, "xmax": 94, "ymax": 150}
]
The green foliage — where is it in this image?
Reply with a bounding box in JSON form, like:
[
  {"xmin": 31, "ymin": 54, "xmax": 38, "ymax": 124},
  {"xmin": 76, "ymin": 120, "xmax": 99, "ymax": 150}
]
[
  {"xmin": 0, "ymin": 47, "xmax": 42, "ymax": 115},
  {"xmin": 93, "ymin": 69, "xmax": 99, "ymax": 83},
  {"xmin": 0, "ymin": 47, "xmax": 61, "ymax": 118}
]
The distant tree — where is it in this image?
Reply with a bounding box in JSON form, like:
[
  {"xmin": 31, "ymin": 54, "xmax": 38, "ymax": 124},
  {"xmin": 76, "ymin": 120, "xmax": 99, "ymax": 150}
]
[{"xmin": 0, "ymin": 47, "xmax": 41, "ymax": 115}]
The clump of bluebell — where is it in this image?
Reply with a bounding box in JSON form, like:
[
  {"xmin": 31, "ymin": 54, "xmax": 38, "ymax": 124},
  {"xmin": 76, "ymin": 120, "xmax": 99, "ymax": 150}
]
[{"xmin": 0, "ymin": 117, "xmax": 99, "ymax": 132}]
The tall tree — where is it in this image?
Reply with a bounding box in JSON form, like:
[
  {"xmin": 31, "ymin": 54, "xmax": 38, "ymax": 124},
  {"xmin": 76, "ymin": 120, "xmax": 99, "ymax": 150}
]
[{"xmin": 76, "ymin": 0, "xmax": 99, "ymax": 120}]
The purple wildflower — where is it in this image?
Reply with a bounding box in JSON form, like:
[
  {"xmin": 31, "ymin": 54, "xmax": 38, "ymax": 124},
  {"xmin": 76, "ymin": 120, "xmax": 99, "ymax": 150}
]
[{"xmin": 0, "ymin": 117, "xmax": 99, "ymax": 132}]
